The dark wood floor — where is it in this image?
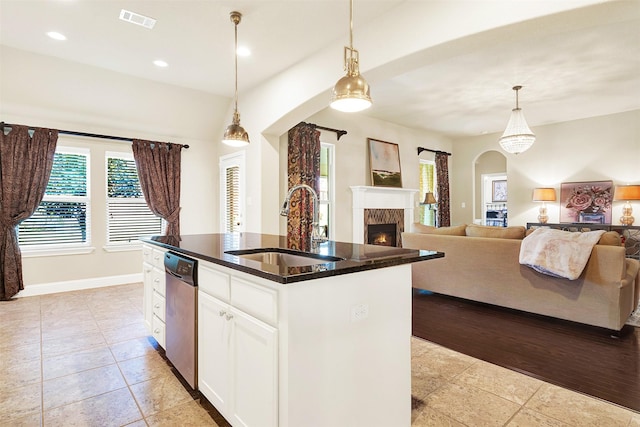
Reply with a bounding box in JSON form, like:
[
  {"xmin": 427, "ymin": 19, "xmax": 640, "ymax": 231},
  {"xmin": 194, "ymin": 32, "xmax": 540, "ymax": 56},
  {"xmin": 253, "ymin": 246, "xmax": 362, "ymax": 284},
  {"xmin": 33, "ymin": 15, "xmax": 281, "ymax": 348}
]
[{"xmin": 412, "ymin": 290, "xmax": 640, "ymax": 412}]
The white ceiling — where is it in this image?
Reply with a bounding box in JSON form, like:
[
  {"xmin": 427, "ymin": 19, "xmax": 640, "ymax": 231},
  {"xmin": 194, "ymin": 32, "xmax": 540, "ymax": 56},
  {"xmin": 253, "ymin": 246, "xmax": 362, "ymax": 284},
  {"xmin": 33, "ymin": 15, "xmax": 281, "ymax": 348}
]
[{"xmin": 1, "ymin": 0, "xmax": 639, "ymax": 138}]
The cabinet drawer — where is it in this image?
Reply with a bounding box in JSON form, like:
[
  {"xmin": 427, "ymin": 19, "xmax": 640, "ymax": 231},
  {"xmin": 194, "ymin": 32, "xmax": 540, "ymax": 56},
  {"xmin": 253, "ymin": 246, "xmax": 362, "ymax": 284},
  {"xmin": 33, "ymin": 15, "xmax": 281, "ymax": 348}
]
[
  {"xmin": 152, "ymin": 248, "xmax": 165, "ymax": 269},
  {"xmin": 142, "ymin": 245, "xmax": 153, "ymax": 264},
  {"xmin": 152, "ymin": 291, "xmax": 166, "ymax": 322},
  {"xmin": 152, "ymin": 268, "xmax": 165, "ymax": 296},
  {"xmin": 231, "ymin": 277, "xmax": 277, "ymax": 326},
  {"xmin": 152, "ymin": 315, "xmax": 165, "ymax": 348},
  {"xmin": 199, "ymin": 263, "xmax": 230, "ymax": 301}
]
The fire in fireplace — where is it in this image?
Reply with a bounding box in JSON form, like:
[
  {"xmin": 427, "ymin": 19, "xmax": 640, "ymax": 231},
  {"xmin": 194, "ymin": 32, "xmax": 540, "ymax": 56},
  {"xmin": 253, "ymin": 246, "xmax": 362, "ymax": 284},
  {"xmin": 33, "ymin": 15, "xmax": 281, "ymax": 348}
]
[{"xmin": 368, "ymin": 223, "xmax": 397, "ymax": 247}]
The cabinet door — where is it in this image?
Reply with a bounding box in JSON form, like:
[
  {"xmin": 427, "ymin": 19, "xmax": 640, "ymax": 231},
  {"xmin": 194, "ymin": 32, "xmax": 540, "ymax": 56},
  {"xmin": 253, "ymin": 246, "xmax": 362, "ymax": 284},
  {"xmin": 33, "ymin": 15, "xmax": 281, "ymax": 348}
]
[
  {"xmin": 198, "ymin": 291, "xmax": 232, "ymax": 413},
  {"xmin": 142, "ymin": 262, "xmax": 154, "ymax": 334},
  {"xmin": 230, "ymin": 308, "xmax": 278, "ymax": 427}
]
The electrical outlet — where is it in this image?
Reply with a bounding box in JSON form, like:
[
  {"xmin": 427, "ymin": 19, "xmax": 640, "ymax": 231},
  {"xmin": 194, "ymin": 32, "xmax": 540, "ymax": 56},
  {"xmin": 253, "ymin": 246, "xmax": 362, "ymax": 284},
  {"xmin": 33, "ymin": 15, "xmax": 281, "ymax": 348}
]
[{"xmin": 351, "ymin": 304, "xmax": 369, "ymax": 322}]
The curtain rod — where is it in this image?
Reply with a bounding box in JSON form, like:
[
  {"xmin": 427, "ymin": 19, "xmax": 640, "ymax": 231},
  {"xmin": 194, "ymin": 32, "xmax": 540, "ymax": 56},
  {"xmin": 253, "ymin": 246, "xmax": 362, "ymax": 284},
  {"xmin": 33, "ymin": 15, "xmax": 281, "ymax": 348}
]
[
  {"xmin": 417, "ymin": 147, "xmax": 451, "ymax": 156},
  {"xmin": 299, "ymin": 121, "xmax": 348, "ymax": 141},
  {"xmin": 1, "ymin": 122, "xmax": 189, "ymax": 149}
]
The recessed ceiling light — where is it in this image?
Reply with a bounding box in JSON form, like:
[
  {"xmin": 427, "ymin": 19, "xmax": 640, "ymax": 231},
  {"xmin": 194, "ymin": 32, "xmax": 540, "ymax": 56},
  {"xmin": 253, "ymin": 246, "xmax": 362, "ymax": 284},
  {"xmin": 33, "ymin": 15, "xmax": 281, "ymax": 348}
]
[
  {"xmin": 236, "ymin": 46, "xmax": 251, "ymax": 57},
  {"xmin": 119, "ymin": 9, "xmax": 156, "ymax": 29},
  {"xmin": 153, "ymin": 60, "xmax": 168, "ymax": 68},
  {"xmin": 47, "ymin": 31, "xmax": 67, "ymax": 41}
]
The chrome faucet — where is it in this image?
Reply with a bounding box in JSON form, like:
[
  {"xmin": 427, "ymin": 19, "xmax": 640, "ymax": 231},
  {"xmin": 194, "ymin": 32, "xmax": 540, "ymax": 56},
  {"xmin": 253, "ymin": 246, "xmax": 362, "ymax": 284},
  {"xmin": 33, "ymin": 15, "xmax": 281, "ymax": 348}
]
[{"xmin": 280, "ymin": 184, "xmax": 327, "ymax": 246}]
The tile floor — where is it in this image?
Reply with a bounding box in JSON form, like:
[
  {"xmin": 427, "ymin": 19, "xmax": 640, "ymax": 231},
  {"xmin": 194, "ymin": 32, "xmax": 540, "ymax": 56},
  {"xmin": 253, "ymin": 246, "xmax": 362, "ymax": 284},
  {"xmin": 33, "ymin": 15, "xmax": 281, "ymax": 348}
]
[{"xmin": 0, "ymin": 283, "xmax": 638, "ymax": 426}]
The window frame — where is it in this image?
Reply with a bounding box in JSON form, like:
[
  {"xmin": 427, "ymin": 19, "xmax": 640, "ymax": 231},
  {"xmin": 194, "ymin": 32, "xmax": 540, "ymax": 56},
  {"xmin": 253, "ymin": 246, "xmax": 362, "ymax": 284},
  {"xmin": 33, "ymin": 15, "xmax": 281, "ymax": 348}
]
[
  {"xmin": 104, "ymin": 151, "xmax": 163, "ymax": 251},
  {"xmin": 319, "ymin": 142, "xmax": 335, "ymax": 240},
  {"xmin": 19, "ymin": 146, "xmax": 94, "ymax": 257}
]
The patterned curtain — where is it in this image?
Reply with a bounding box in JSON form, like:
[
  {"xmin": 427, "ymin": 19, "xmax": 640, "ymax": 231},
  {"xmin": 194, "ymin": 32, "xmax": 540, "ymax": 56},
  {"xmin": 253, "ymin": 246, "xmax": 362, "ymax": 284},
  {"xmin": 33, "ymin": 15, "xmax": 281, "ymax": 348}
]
[
  {"xmin": 132, "ymin": 140, "xmax": 182, "ymax": 236},
  {"xmin": 435, "ymin": 152, "xmax": 451, "ymax": 227},
  {"xmin": 287, "ymin": 123, "xmax": 320, "ymax": 250},
  {"xmin": 0, "ymin": 125, "xmax": 58, "ymax": 300}
]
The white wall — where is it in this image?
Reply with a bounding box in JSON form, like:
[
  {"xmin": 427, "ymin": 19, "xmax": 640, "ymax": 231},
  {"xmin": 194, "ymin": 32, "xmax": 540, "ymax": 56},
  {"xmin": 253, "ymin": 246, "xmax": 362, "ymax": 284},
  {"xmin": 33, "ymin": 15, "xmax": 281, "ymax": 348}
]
[
  {"xmin": 1, "ymin": 46, "xmax": 229, "ymax": 290},
  {"xmin": 278, "ymin": 108, "xmax": 452, "ymax": 243},
  {"xmin": 450, "ymin": 110, "xmax": 640, "ymax": 227},
  {"xmin": 225, "ymin": 1, "xmax": 600, "ymax": 235}
]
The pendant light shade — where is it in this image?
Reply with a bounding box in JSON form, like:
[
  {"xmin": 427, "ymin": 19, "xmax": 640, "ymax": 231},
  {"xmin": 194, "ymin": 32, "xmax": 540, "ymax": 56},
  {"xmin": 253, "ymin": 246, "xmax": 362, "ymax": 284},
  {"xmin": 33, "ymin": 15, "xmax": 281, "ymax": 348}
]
[
  {"xmin": 330, "ymin": 0, "xmax": 372, "ymax": 112},
  {"xmin": 222, "ymin": 11, "xmax": 250, "ymax": 147},
  {"xmin": 499, "ymin": 86, "xmax": 535, "ymax": 155}
]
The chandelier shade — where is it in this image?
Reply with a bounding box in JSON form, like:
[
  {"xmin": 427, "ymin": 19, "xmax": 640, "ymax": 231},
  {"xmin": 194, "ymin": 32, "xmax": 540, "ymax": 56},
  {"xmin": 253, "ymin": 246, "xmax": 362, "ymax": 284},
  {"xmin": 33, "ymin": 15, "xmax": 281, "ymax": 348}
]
[
  {"xmin": 222, "ymin": 11, "xmax": 250, "ymax": 146},
  {"xmin": 330, "ymin": 0, "xmax": 372, "ymax": 112},
  {"xmin": 499, "ymin": 86, "xmax": 535, "ymax": 154}
]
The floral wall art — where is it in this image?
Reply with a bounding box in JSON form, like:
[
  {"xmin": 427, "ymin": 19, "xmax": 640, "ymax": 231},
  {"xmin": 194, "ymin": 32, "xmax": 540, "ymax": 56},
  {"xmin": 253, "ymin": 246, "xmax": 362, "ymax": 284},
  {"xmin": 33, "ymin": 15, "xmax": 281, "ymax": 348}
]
[{"xmin": 559, "ymin": 180, "xmax": 613, "ymax": 224}]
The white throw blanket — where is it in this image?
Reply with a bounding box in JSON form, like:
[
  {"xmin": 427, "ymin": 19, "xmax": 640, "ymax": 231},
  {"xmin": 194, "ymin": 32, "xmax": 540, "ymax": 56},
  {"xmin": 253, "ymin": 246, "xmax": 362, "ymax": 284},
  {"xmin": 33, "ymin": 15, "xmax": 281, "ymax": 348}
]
[{"xmin": 519, "ymin": 228, "xmax": 605, "ymax": 280}]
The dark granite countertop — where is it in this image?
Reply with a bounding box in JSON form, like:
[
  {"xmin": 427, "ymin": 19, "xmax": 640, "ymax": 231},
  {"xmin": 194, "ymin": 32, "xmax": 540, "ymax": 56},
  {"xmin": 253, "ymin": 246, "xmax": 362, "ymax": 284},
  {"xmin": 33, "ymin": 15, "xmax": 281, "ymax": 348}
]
[{"xmin": 141, "ymin": 233, "xmax": 443, "ymax": 284}]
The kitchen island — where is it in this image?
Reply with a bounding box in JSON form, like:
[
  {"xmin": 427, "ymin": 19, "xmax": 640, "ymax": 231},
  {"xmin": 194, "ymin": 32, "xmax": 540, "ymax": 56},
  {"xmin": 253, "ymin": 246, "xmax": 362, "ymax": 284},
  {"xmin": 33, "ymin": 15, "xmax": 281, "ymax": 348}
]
[{"xmin": 141, "ymin": 233, "xmax": 443, "ymax": 427}]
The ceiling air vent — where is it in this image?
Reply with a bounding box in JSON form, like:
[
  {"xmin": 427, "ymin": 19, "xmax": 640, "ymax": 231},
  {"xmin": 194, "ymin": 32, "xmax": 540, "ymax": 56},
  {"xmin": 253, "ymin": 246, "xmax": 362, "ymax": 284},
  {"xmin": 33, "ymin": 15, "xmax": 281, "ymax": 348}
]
[{"xmin": 119, "ymin": 9, "xmax": 156, "ymax": 29}]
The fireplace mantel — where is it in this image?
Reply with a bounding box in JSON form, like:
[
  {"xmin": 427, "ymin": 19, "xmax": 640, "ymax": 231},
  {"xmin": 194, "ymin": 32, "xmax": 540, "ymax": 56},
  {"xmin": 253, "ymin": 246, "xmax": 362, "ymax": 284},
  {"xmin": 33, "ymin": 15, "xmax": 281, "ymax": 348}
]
[{"xmin": 350, "ymin": 186, "xmax": 418, "ymax": 244}]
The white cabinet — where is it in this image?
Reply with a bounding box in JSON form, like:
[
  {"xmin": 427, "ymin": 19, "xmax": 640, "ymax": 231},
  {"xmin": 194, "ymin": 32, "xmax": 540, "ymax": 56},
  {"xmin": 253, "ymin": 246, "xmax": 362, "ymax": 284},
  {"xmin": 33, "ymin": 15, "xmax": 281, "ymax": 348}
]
[
  {"xmin": 230, "ymin": 307, "xmax": 277, "ymax": 427},
  {"xmin": 198, "ymin": 262, "xmax": 278, "ymax": 427},
  {"xmin": 142, "ymin": 244, "xmax": 167, "ymax": 348}
]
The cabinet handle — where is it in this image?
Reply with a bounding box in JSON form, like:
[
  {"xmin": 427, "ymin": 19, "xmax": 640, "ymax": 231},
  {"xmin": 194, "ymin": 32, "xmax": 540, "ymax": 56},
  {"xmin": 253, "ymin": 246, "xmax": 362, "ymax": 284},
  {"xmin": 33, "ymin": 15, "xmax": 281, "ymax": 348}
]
[
  {"xmin": 154, "ymin": 303, "xmax": 160, "ymax": 308},
  {"xmin": 219, "ymin": 310, "xmax": 226, "ymax": 317},
  {"xmin": 154, "ymin": 328, "xmax": 160, "ymax": 333},
  {"xmin": 154, "ymin": 278, "xmax": 160, "ymax": 283},
  {"xmin": 225, "ymin": 314, "xmax": 234, "ymax": 320}
]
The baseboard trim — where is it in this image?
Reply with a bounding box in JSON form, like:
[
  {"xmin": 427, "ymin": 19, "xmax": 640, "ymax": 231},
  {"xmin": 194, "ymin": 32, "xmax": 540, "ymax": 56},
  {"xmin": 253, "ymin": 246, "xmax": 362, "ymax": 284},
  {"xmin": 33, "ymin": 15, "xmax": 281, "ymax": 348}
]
[{"xmin": 16, "ymin": 273, "xmax": 143, "ymax": 298}]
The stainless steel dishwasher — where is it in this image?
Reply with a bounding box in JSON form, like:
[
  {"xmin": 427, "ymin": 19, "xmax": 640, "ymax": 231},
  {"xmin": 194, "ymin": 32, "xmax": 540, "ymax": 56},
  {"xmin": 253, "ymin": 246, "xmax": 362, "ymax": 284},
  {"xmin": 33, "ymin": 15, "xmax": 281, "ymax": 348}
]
[{"xmin": 164, "ymin": 251, "xmax": 198, "ymax": 389}]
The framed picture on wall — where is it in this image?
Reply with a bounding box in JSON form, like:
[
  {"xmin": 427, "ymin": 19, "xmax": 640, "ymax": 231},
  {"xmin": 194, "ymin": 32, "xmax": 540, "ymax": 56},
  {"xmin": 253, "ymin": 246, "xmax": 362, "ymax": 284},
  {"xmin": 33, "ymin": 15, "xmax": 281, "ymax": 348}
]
[
  {"xmin": 559, "ymin": 180, "xmax": 613, "ymax": 224},
  {"xmin": 368, "ymin": 138, "xmax": 402, "ymax": 188},
  {"xmin": 492, "ymin": 180, "xmax": 507, "ymax": 202}
]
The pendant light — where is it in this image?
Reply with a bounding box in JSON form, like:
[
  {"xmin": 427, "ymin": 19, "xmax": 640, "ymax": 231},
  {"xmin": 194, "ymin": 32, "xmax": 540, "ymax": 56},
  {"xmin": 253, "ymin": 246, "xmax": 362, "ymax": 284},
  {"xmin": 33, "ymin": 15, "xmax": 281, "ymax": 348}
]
[
  {"xmin": 499, "ymin": 85, "xmax": 535, "ymax": 154},
  {"xmin": 222, "ymin": 11, "xmax": 250, "ymax": 147},
  {"xmin": 330, "ymin": 0, "xmax": 372, "ymax": 112}
]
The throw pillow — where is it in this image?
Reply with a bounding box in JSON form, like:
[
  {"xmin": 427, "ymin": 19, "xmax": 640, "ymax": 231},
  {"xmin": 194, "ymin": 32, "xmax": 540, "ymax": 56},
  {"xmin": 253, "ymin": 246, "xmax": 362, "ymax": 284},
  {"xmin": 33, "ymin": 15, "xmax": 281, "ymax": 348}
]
[
  {"xmin": 598, "ymin": 231, "xmax": 622, "ymax": 246},
  {"xmin": 465, "ymin": 224, "xmax": 525, "ymax": 239}
]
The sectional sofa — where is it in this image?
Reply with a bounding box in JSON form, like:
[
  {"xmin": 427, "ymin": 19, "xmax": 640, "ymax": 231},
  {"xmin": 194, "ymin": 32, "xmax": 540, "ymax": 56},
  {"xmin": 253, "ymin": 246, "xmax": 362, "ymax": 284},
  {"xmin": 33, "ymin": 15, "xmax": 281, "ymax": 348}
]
[{"xmin": 402, "ymin": 224, "xmax": 640, "ymax": 331}]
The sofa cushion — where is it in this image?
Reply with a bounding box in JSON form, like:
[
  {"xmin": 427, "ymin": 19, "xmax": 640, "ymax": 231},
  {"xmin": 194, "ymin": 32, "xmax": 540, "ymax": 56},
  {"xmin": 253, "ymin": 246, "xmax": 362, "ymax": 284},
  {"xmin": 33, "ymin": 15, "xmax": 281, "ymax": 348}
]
[
  {"xmin": 411, "ymin": 223, "xmax": 467, "ymax": 236},
  {"xmin": 466, "ymin": 224, "xmax": 525, "ymax": 239}
]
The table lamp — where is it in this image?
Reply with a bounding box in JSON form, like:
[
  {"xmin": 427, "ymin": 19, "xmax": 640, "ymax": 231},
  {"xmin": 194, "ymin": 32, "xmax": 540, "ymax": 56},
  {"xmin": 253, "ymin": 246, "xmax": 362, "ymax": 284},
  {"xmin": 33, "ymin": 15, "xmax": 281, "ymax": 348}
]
[
  {"xmin": 532, "ymin": 188, "xmax": 556, "ymax": 224},
  {"xmin": 613, "ymin": 185, "xmax": 640, "ymax": 226}
]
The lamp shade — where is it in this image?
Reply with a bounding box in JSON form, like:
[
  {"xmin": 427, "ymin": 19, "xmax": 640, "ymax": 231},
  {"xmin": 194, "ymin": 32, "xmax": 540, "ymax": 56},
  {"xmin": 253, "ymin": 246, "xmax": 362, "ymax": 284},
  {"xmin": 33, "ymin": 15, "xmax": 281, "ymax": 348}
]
[
  {"xmin": 613, "ymin": 185, "xmax": 640, "ymax": 201},
  {"xmin": 532, "ymin": 188, "xmax": 556, "ymax": 202},
  {"xmin": 330, "ymin": 73, "xmax": 372, "ymax": 112},
  {"xmin": 422, "ymin": 192, "xmax": 437, "ymax": 205}
]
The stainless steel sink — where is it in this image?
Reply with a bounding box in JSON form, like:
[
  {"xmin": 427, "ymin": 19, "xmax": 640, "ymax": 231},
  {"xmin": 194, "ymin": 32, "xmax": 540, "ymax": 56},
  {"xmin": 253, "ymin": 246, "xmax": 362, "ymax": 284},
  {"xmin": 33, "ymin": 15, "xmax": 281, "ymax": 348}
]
[{"xmin": 225, "ymin": 249, "xmax": 344, "ymax": 267}]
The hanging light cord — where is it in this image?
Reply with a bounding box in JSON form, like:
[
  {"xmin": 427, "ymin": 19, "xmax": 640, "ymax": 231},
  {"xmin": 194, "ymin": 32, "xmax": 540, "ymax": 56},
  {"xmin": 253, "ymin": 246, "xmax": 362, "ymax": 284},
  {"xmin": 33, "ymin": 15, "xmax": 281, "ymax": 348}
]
[
  {"xmin": 349, "ymin": 0, "xmax": 353, "ymax": 50},
  {"xmin": 513, "ymin": 85, "xmax": 521, "ymax": 110},
  {"xmin": 233, "ymin": 18, "xmax": 239, "ymax": 114}
]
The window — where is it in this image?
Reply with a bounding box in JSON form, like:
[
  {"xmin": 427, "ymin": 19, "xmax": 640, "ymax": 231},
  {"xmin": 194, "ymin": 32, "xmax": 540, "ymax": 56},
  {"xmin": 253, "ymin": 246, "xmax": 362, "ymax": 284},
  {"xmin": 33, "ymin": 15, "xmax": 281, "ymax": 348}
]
[
  {"xmin": 106, "ymin": 152, "xmax": 162, "ymax": 244},
  {"xmin": 318, "ymin": 143, "xmax": 335, "ymax": 239},
  {"xmin": 18, "ymin": 147, "xmax": 91, "ymax": 249},
  {"xmin": 220, "ymin": 152, "xmax": 245, "ymax": 232},
  {"xmin": 419, "ymin": 160, "xmax": 436, "ymax": 226}
]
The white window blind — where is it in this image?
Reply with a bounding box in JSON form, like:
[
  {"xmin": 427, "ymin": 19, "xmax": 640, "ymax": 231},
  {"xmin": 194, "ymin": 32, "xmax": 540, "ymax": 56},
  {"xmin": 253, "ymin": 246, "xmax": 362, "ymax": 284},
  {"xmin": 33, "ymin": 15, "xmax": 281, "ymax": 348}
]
[
  {"xmin": 106, "ymin": 153, "xmax": 162, "ymax": 243},
  {"xmin": 225, "ymin": 165, "xmax": 240, "ymax": 232},
  {"xmin": 18, "ymin": 147, "xmax": 91, "ymax": 247}
]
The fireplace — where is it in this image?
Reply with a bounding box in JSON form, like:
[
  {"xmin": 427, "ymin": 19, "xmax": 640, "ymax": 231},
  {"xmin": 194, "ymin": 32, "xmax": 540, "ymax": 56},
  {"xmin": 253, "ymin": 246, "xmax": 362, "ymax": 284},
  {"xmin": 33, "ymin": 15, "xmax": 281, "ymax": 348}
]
[
  {"xmin": 368, "ymin": 223, "xmax": 397, "ymax": 246},
  {"xmin": 363, "ymin": 208, "xmax": 404, "ymax": 247},
  {"xmin": 351, "ymin": 186, "xmax": 418, "ymax": 245}
]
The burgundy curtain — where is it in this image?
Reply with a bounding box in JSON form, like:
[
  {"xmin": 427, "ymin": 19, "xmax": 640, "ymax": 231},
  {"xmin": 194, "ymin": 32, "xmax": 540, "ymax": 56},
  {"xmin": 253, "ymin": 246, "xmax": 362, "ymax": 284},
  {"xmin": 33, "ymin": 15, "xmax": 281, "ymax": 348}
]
[
  {"xmin": 132, "ymin": 140, "xmax": 182, "ymax": 236},
  {"xmin": 287, "ymin": 123, "xmax": 320, "ymax": 250},
  {"xmin": 1, "ymin": 125, "xmax": 58, "ymax": 300},
  {"xmin": 435, "ymin": 152, "xmax": 451, "ymax": 227}
]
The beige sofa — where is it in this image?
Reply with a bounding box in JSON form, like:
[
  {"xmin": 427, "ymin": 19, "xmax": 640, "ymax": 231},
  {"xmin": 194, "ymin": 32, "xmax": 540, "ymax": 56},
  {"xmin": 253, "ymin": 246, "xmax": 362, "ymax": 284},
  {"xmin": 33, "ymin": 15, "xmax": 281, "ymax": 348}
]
[{"xmin": 402, "ymin": 224, "xmax": 640, "ymax": 331}]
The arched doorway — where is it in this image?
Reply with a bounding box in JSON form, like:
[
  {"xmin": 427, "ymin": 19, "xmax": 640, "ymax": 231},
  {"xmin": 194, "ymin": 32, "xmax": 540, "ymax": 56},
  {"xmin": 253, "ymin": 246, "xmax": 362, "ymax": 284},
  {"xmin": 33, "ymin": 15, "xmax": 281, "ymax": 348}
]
[{"xmin": 474, "ymin": 150, "xmax": 507, "ymax": 226}]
